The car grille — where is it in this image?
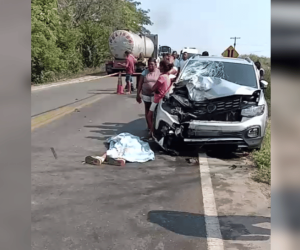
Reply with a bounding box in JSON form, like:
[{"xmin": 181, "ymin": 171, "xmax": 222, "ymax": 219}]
[{"xmin": 193, "ymin": 97, "xmax": 241, "ymax": 113}]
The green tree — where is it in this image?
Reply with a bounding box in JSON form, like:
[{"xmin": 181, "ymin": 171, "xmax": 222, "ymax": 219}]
[
  {"xmin": 32, "ymin": 0, "xmax": 153, "ymax": 83},
  {"xmin": 56, "ymin": 7, "xmax": 83, "ymax": 73},
  {"xmin": 79, "ymin": 21, "xmax": 110, "ymax": 68},
  {"xmin": 31, "ymin": 0, "xmax": 63, "ymax": 83}
]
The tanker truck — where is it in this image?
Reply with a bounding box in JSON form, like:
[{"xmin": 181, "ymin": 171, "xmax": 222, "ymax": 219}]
[{"xmin": 105, "ymin": 30, "xmax": 158, "ymax": 75}]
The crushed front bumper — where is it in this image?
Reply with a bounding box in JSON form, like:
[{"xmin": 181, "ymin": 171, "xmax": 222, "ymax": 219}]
[{"xmin": 153, "ymin": 102, "xmax": 267, "ymax": 149}]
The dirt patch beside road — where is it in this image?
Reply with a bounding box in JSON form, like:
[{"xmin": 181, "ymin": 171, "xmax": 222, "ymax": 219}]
[{"xmin": 206, "ymin": 151, "xmax": 270, "ymax": 250}]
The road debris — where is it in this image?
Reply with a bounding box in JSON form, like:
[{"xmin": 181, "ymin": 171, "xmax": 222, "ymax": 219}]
[
  {"xmin": 230, "ymin": 164, "xmax": 237, "ymax": 170},
  {"xmin": 185, "ymin": 158, "xmax": 198, "ymax": 165},
  {"xmin": 235, "ymin": 151, "xmax": 250, "ymax": 157},
  {"xmin": 50, "ymin": 147, "xmax": 57, "ymax": 159}
]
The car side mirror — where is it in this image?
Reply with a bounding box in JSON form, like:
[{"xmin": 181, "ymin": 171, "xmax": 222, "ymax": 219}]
[{"xmin": 260, "ymin": 80, "xmax": 268, "ymax": 89}]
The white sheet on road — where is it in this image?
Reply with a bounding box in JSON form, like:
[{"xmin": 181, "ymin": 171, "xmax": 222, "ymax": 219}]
[{"xmin": 106, "ymin": 133, "xmax": 155, "ymax": 162}]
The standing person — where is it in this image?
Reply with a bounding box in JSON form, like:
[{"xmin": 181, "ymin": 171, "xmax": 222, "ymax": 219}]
[
  {"xmin": 255, "ymin": 61, "xmax": 265, "ymax": 80},
  {"xmin": 118, "ymin": 51, "xmax": 136, "ymax": 93},
  {"xmin": 172, "ymin": 51, "xmax": 180, "ymax": 68},
  {"xmin": 167, "ymin": 55, "xmax": 179, "ymax": 82},
  {"xmin": 163, "ymin": 53, "xmax": 171, "ymax": 62},
  {"xmin": 136, "ymin": 58, "xmax": 160, "ymax": 131},
  {"xmin": 156, "ymin": 56, "xmax": 160, "ymax": 68},
  {"xmin": 178, "ymin": 51, "xmax": 189, "ymax": 75},
  {"xmin": 135, "ymin": 52, "xmax": 147, "ymax": 89},
  {"xmin": 146, "ymin": 60, "xmax": 174, "ymax": 139}
]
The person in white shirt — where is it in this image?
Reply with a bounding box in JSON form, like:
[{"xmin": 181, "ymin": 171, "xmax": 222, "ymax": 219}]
[
  {"xmin": 178, "ymin": 52, "xmax": 189, "ymax": 76},
  {"xmin": 172, "ymin": 51, "xmax": 180, "ymax": 68}
]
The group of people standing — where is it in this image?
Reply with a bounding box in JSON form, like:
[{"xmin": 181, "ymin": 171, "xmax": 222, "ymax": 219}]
[
  {"xmin": 122, "ymin": 49, "xmax": 209, "ymax": 139},
  {"xmin": 127, "ymin": 50, "xmax": 189, "ymax": 139}
]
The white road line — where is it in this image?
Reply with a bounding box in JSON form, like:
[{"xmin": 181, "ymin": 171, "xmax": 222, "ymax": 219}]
[{"xmin": 198, "ymin": 152, "xmax": 224, "ymax": 250}]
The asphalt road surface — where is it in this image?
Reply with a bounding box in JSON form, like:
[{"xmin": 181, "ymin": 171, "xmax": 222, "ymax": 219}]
[
  {"xmin": 31, "ymin": 76, "xmax": 122, "ymax": 117},
  {"xmin": 32, "ymin": 91, "xmax": 208, "ymax": 250},
  {"xmin": 31, "ymin": 79, "xmax": 271, "ymax": 250}
]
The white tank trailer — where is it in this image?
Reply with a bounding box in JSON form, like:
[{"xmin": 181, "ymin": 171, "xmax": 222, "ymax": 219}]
[
  {"xmin": 109, "ymin": 30, "xmax": 155, "ymax": 59},
  {"xmin": 106, "ymin": 30, "xmax": 158, "ymax": 74}
]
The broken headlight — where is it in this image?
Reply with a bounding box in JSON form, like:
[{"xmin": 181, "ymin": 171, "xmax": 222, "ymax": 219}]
[{"xmin": 241, "ymin": 105, "xmax": 265, "ymax": 117}]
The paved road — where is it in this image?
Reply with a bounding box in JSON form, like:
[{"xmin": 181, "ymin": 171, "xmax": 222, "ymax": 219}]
[
  {"xmin": 32, "ymin": 92, "xmax": 208, "ymax": 250},
  {"xmin": 31, "ymin": 76, "xmax": 134, "ymax": 117},
  {"xmin": 31, "ymin": 80, "xmax": 271, "ymax": 250}
]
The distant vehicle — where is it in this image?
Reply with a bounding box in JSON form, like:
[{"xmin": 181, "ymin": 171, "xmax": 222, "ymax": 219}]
[
  {"xmin": 152, "ymin": 55, "xmax": 269, "ymax": 155},
  {"xmin": 159, "ymin": 45, "xmax": 172, "ymax": 58},
  {"xmin": 105, "ymin": 30, "xmax": 158, "ymax": 74},
  {"xmin": 179, "ymin": 47, "xmax": 199, "ymax": 59}
]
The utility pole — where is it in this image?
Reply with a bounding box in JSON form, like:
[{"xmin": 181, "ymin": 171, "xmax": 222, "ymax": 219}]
[{"xmin": 230, "ymin": 37, "xmax": 240, "ymax": 49}]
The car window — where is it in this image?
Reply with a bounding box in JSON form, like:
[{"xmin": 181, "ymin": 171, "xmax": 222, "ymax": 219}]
[{"xmin": 179, "ymin": 60, "xmax": 258, "ymax": 88}]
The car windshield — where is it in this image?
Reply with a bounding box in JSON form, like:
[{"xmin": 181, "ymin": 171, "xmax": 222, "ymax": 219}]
[{"xmin": 179, "ymin": 60, "xmax": 258, "ymax": 88}]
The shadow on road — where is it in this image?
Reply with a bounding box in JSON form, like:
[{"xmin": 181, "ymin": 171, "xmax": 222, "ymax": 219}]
[
  {"xmin": 204, "ymin": 145, "xmax": 249, "ymax": 161},
  {"xmin": 148, "ymin": 210, "xmax": 270, "ymax": 241},
  {"xmin": 85, "ymin": 118, "xmax": 147, "ymax": 141}
]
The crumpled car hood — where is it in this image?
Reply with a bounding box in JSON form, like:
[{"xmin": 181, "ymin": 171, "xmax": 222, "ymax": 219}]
[{"xmin": 174, "ymin": 76, "xmax": 258, "ymax": 101}]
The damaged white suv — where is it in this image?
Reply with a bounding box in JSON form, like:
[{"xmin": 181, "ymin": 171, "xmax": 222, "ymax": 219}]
[{"xmin": 152, "ymin": 55, "xmax": 269, "ymax": 154}]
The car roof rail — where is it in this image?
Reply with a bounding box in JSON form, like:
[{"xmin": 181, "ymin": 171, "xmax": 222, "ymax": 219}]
[{"xmin": 244, "ymin": 57, "xmax": 252, "ymax": 63}]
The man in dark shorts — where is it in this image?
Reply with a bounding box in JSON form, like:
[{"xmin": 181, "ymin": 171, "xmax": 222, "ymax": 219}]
[{"xmin": 119, "ymin": 51, "xmax": 136, "ymax": 93}]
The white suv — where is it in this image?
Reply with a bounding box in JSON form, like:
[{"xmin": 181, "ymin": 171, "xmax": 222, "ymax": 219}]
[{"xmin": 152, "ymin": 56, "xmax": 269, "ymax": 154}]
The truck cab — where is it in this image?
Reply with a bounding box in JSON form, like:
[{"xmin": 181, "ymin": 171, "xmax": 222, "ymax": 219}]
[{"xmin": 159, "ymin": 46, "xmax": 172, "ymax": 58}]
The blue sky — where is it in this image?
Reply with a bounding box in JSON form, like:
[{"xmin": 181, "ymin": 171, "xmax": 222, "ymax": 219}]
[{"xmin": 140, "ymin": 0, "xmax": 271, "ymax": 57}]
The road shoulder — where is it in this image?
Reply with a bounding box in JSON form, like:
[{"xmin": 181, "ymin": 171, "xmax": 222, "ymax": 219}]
[{"xmin": 206, "ymin": 152, "xmax": 270, "ymax": 250}]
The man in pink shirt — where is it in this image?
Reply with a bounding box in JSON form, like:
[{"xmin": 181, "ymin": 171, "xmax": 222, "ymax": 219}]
[{"xmin": 119, "ymin": 51, "xmax": 136, "ymax": 93}]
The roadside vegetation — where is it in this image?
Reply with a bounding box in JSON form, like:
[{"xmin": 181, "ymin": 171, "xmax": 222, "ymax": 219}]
[
  {"xmin": 240, "ymin": 54, "xmax": 271, "ymax": 185},
  {"xmin": 252, "ymin": 122, "xmax": 271, "ymax": 185},
  {"xmin": 31, "ymin": 0, "xmax": 153, "ymax": 84}
]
